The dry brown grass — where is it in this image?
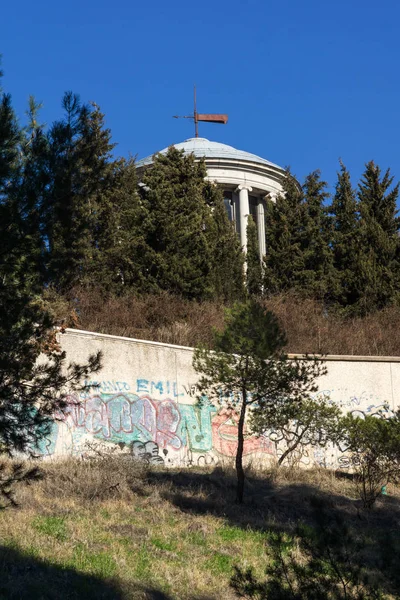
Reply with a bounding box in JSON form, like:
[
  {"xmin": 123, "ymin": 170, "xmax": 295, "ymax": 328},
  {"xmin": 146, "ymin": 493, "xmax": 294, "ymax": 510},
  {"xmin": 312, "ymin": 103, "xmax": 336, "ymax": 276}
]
[
  {"xmin": 46, "ymin": 287, "xmax": 400, "ymax": 356},
  {"xmin": 0, "ymin": 458, "xmax": 398, "ymax": 599},
  {"xmin": 46, "ymin": 287, "xmax": 225, "ymax": 349},
  {"xmin": 264, "ymin": 294, "xmax": 400, "ymax": 356}
]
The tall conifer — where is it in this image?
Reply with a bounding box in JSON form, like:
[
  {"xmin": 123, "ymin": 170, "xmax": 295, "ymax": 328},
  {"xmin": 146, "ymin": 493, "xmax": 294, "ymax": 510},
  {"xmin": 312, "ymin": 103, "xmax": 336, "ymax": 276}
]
[
  {"xmin": 263, "ymin": 170, "xmax": 305, "ymax": 294},
  {"xmin": 141, "ymin": 148, "xmax": 214, "ymax": 299},
  {"xmin": 0, "ymin": 79, "xmax": 101, "ymax": 455},
  {"xmin": 44, "ymin": 94, "xmax": 114, "ymax": 291},
  {"xmin": 329, "ymin": 161, "xmax": 359, "ymax": 308},
  {"xmin": 355, "ymin": 161, "xmax": 400, "ymax": 314},
  {"xmin": 206, "ymin": 184, "xmax": 244, "ymax": 302},
  {"xmin": 300, "ymin": 171, "xmax": 334, "ymax": 301},
  {"xmin": 95, "ymin": 158, "xmax": 149, "ymax": 291}
]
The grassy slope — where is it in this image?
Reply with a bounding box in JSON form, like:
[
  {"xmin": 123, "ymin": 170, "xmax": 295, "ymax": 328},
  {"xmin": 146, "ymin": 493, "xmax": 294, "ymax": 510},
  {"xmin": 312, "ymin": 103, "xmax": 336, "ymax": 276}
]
[{"xmin": 1, "ymin": 459, "xmax": 400, "ymax": 599}]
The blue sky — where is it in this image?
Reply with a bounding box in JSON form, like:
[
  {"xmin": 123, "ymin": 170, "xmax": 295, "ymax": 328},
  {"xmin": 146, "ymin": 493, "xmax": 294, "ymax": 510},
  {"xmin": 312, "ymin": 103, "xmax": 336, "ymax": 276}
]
[{"xmin": 2, "ymin": 0, "xmax": 400, "ymax": 193}]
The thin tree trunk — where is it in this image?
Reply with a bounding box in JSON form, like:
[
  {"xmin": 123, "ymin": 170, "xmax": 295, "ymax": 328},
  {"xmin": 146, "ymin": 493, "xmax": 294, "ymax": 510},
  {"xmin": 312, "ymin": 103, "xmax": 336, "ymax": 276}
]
[
  {"xmin": 277, "ymin": 438, "xmax": 300, "ymax": 466},
  {"xmin": 236, "ymin": 387, "xmax": 247, "ymax": 504}
]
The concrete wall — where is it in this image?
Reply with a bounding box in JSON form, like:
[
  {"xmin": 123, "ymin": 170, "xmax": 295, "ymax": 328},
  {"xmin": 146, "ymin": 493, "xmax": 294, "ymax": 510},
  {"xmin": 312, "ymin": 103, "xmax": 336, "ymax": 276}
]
[{"xmin": 37, "ymin": 328, "xmax": 400, "ymax": 469}]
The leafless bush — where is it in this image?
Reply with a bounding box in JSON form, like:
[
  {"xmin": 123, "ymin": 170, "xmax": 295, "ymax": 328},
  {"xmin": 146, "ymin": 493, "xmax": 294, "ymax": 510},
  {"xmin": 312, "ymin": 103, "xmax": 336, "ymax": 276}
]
[
  {"xmin": 46, "ymin": 287, "xmax": 400, "ymax": 356},
  {"xmin": 32, "ymin": 455, "xmax": 149, "ymax": 502}
]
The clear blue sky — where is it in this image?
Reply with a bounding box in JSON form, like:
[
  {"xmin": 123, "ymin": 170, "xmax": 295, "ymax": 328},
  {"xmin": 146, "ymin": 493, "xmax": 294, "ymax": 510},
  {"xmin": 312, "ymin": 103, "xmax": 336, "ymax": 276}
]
[{"xmin": 2, "ymin": 0, "xmax": 400, "ymax": 192}]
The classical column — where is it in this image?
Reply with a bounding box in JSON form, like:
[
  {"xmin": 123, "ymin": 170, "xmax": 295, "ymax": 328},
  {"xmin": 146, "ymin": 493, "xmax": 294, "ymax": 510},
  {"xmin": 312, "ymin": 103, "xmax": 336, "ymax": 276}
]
[
  {"xmin": 235, "ymin": 185, "xmax": 252, "ymax": 252},
  {"xmin": 256, "ymin": 199, "xmax": 266, "ymax": 257}
]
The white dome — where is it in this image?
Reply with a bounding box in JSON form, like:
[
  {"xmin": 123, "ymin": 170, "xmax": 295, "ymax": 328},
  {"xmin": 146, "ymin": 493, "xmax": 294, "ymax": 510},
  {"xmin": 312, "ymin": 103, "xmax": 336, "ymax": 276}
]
[{"xmin": 136, "ymin": 137, "xmax": 283, "ymax": 171}]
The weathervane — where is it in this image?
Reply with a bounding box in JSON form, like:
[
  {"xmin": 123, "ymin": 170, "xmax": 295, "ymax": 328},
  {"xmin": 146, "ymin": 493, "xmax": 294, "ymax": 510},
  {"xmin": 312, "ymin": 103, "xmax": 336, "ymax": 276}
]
[{"xmin": 173, "ymin": 86, "xmax": 228, "ymax": 138}]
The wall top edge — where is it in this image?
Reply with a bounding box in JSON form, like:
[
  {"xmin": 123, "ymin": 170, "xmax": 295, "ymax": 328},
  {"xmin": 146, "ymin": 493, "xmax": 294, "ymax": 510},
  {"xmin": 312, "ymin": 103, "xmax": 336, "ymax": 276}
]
[
  {"xmin": 63, "ymin": 329, "xmax": 400, "ymax": 363},
  {"xmin": 63, "ymin": 328, "xmax": 194, "ymax": 352}
]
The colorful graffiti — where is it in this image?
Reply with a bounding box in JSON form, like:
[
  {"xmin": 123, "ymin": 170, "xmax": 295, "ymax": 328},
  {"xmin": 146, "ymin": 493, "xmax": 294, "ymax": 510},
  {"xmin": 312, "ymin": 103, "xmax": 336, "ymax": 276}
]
[
  {"xmin": 38, "ymin": 391, "xmax": 273, "ymax": 464},
  {"xmin": 36, "ymin": 379, "xmax": 394, "ymax": 470}
]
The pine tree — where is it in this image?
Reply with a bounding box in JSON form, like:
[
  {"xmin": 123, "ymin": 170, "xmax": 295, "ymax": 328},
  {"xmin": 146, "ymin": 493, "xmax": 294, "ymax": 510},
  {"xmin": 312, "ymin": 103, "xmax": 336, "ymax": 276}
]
[
  {"xmin": 14, "ymin": 97, "xmax": 50, "ymax": 286},
  {"xmin": 354, "ymin": 161, "xmax": 400, "ymax": 314},
  {"xmin": 263, "ymin": 170, "xmax": 305, "ymax": 294},
  {"xmin": 44, "ymin": 94, "xmax": 114, "ymax": 291},
  {"xmin": 193, "ymin": 300, "xmax": 323, "ymax": 503},
  {"xmin": 246, "ymin": 215, "xmax": 263, "ymax": 296},
  {"xmin": 300, "ymin": 171, "xmax": 334, "ymax": 301},
  {"xmin": 206, "ymin": 183, "xmax": 244, "ymax": 302},
  {"xmin": 329, "ymin": 161, "xmax": 359, "ymax": 308},
  {"xmin": 141, "ymin": 148, "xmax": 214, "ymax": 299},
  {"xmin": 95, "ymin": 157, "xmax": 149, "ymax": 291},
  {"xmin": 0, "ymin": 78, "xmax": 20, "ymax": 196},
  {"xmin": 0, "ymin": 83, "xmax": 101, "ymax": 455}
]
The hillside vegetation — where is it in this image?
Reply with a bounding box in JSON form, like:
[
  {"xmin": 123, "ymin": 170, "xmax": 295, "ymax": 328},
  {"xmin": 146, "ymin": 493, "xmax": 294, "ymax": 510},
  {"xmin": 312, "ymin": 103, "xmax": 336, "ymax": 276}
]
[{"xmin": 51, "ymin": 288, "xmax": 400, "ymax": 356}]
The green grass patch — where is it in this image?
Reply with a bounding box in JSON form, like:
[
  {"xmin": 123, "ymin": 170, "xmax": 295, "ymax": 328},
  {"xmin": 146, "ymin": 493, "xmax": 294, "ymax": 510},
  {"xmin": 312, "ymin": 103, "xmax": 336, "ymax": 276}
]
[
  {"xmin": 185, "ymin": 531, "xmax": 207, "ymax": 547},
  {"xmin": 204, "ymin": 551, "xmax": 234, "ymax": 575},
  {"xmin": 31, "ymin": 516, "xmax": 68, "ymax": 542},
  {"xmin": 133, "ymin": 545, "xmax": 152, "ymax": 580},
  {"xmin": 69, "ymin": 544, "xmax": 117, "ymax": 578},
  {"xmin": 150, "ymin": 537, "xmax": 177, "ymax": 552}
]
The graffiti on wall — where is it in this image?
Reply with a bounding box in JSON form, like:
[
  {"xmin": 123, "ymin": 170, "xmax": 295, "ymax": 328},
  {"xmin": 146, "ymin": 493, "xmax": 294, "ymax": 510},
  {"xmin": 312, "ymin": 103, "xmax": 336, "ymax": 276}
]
[
  {"xmin": 36, "ymin": 379, "xmax": 393, "ymax": 470},
  {"xmin": 37, "ymin": 387, "xmax": 274, "ymax": 464}
]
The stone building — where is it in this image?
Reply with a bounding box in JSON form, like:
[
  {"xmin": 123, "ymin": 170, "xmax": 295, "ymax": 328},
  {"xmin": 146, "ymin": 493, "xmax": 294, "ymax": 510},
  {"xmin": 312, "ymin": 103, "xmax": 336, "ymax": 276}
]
[{"xmin": 136, "ymin": 137, "xmax": 286, "ymax": 257}]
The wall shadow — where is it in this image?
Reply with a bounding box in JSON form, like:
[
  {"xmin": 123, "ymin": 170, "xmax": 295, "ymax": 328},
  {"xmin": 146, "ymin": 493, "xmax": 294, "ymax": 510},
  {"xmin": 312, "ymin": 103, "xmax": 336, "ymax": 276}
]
[
  {"xmin": 139, "ymin": 466, "xmax": 400, "ymax": 596},
  {"xmin": 0, "ymin": 544, "xmax": 177, "ymax": 600}
]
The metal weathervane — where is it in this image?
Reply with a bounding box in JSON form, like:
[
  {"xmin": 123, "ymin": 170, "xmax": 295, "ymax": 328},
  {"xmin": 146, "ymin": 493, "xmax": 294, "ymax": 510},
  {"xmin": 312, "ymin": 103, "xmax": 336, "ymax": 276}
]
[{"xmin": 173, "ymin": 86, "xmax": 228, "ymax": 138}]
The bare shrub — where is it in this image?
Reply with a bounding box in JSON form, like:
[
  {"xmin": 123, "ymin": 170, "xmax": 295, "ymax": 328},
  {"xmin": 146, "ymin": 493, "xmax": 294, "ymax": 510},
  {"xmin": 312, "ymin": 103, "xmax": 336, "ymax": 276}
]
[
  {"xmin": 46, "ymin": 287, "xmax": 400, "ymax": 356},
  {"xmin": 57, "ymin": 287, "xmax": 225, "ymax": 348},
  {"xmin": 263, "ymin": 293, "xmax": 400, "ymax": 356},
  {"xmin": 32, "ymin": 455, "xmax": 150, "ymax": 503}
]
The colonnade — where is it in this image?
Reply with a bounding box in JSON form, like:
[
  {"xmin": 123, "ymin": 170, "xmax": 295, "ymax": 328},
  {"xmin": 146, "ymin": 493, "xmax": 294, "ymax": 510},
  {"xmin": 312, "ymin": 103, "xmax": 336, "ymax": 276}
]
[{"xmin": 235, "ymin": 185, "xmax": 268, "ymax": 257}]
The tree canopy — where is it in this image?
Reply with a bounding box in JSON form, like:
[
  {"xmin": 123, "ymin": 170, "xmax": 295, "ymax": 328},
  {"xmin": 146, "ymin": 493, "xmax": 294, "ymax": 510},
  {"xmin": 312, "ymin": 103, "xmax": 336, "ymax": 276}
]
[{"xmin": 193, "ymin": 300, "xmax": 324, "ymax": 502}]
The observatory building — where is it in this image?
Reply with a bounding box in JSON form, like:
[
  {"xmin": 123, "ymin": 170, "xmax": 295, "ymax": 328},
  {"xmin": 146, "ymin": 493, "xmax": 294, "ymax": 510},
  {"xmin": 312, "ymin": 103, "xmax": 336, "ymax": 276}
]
[{"xmin": 136, "ymin": 137, "xmax": 286, "ymax": 257}]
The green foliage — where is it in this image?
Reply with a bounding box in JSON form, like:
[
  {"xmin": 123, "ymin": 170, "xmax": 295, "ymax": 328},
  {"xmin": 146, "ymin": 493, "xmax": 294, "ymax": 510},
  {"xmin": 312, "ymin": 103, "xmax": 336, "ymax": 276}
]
[
  {"xmin": 339, "ymin": 410, "xmax": 400, "ymax": 508},
  {"xmin": 94, "ymin": 157, "xmax": 148, "ymax": 291},
  {"xmin": 231, "ymin": 506, "xmax": 386, "ymax": 599},
  {"xmin": 193, "ymin": 300, "xmax": 323, "ymax": 502},
  {"xmin": 329, "ymin": 161, "xmax": 360, "ymax": 308},
  {"xmin": 264, "ymin": 170, "xmax": 333, "ymax": 301},
  {"xmin": 246, "ymin": 216, "xmax": 263, "ymax": 297},
  {"xmin": 300, "ymin": 171, "xmax": 334, "ymax": 301},
  {"xmin": 353, "ymin": 162, "xmax": 400, "ymax": 315},
  {"xmin": 257, "ymin": 397, "xmax": 341, "ymax": 467},
  {"xmin": 264, "ymin": 171, "xmax": 305, "ymax": 295},
  {"xmin": 43, "ymin": 94, "xmax": 115, "ymax": 291},
  {"xmin": 141, "ymin": 148, "xmax": 214, "ymax": 299},
  {"xmin": 0, "ymin": 86, "xmax": 102, "ymax": 457},
  {"xmin": 207, "ymin": 184, "xmax": 245, "ymax": 302}
]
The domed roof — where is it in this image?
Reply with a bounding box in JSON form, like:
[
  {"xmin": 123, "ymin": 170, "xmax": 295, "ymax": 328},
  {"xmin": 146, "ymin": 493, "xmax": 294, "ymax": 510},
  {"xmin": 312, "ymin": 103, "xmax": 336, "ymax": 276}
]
[{"xmin": 136, "ymin": 137, "xmax": 283, "ymax": 171}]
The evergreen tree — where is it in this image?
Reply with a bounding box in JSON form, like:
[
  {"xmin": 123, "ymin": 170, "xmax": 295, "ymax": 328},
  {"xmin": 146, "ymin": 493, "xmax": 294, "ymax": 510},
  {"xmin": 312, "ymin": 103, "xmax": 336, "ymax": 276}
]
[
  {"xmin": 193, "ymin": 301, "xmax": 323, "ymax": 503},
  {"xmin": 300, "ymin": 170, "xmax": 334, "ymax": 301},
  {"xmin": 246, "ymin": 215, "xmax": 263, "ymax": 296},
  {"xmin": 0, "ymin": 75, "xmax": 19, "ymax": 196},
  {"xmin": 263, "ymin": 170, "xmax": 305, "ymax": 294},
  {"xmin": 0, "ymin": 83, "xmax": 101, "ymax": 455},
  {"xmin": 95, "ymin": 157, "xmax": 149, "ymax": 291},
  {"xmin": 141, "ymin": 148, "xmax": 214, "ymax": 299},
  {"xmin": 329, "ymin": 161, "xmax": 359, "ymax": 308},
  {"xmin": 355, "ymin": 161, "xmax": 400, "ymax": 314},
  {"xmin": 15, "ymin": 97, "xmax": 50, "ymax": 286},
  {"xmin": 206, "ymin": 183, "xmax": 244, "ymax": 302},
  {"xmin": 44, "ymin": 94, "xmax": 114, "ymax": 291}
]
